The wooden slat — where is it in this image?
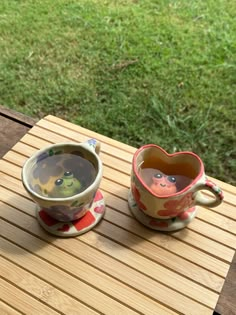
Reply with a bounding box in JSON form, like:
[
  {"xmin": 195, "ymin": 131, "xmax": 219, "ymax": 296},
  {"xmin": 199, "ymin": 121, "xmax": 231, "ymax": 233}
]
[
  {"xmin": 0, "ymin": 301, "xmax": 22, "ymax": 315},
  {"xmin": 209, "ymin": 201, "xmax": 236, "ymax": 221},
  {"xmin": 0, "ymin": 188, "xmax": 227, "ymax": 293},
  {"xmin": 43, "ymin": 114, "xmax": 136, "ymax": 154},
  {"xmin": 0, "ymin": 224, "xmax": 212, "ymax": 314},
  {"xmin": 0, "ymin": 278, "xmax": 60, "ymax": 315},
  {"xmin": 1, "ymin": 172, "xmax": 234, "ymax": 264},
  {"xmin": 0, "ymin": 183, "xmax": 231, "ymax": 281},
  {"xmin": 0, "ymin": 257, "xmax": 99, "ymax": 315},
  {"xmin": 103, "ymin": 209, "xmax": 233, "ymax": 273},
  {"xmin": 0, "ymin": 237, "xmax": 140, "ymax": 315},
  {"xmin": 196, "ymin": 207, "xmax": 236, "ymax": 234},
  {"xmin": 34, "ymin": 120, "xmax": 133, "ymax": 163},
  {"xmin": 0, "ymin": 219, "xmax": 212, "ymax": 315},
  {"xmin": 1, "ymin": 221, "xmax": 182, "ymax": 315},
  {"xmin": 44, "ymin": 115, "xmax": 236, "ymax": 194},
  {"xmin": 1, "ymin": 158, "xmax": 235, "ymax": 266},
  {"xmin": 171, "ymin": 228, "xmax": 235, "ymax": 262},
  {"xmin": 1, "ymin": 115, "xmax": 236, "ymax": 315},
  {"xmin": 94, "ymin": 216, "xmax": 229, "ymax": 281},
  {"xmin": 188, "ymin": 219, "xmax": 236, "ymax": 249},
  {"xmin": 0, "ymin": 203, "xmax": 219, "ymax": 309},
  {"xmin": 12, "ymin": 128, "xmax": 236, "ymax": 219},
  {"xmin": 3, "ymin": 139, "xmax": 236, "ymax": 234},
  {"xmin": 9, "ymin": 135, "xmax": 236, "ymax": 207},
  {"xmin": 0, "ymin": 105, "xmax": 37, "ymax": 127}
]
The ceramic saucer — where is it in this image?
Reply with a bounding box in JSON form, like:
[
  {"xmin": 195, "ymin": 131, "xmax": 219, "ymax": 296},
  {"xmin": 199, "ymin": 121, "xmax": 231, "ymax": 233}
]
[
  {"xmin": 36, "ymin": 190, "xmax": 105, "ymax": 237},
  {"xmin": 128, "ymin": 189, "xmax": 197, "ymax": 232}
]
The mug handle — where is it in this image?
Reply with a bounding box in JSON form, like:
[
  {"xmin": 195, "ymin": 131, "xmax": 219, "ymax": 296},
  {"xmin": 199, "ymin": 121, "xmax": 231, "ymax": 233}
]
[
  {"xmin": 193, "ymin": 178, "xmax": 224, "ymax": 207},
  {"xmin": 85, "ymin": 139, "xmax": 101, "ymax": 155}
]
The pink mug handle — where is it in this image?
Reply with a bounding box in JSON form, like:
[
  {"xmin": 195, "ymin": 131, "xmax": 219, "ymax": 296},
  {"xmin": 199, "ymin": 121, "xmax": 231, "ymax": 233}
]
[{"xmin": 193, "ymin": 178, "xmax": 224, "ymax": 207}]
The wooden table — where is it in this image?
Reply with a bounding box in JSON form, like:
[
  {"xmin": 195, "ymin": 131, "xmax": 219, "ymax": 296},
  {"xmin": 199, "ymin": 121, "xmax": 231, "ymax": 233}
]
[{"xmin": 1, "ymin": 107, "xmax": 236, "ymax": 315}]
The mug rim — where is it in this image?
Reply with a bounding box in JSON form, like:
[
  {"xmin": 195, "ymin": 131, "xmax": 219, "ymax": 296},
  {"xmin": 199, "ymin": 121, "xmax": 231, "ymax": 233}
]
[
  {"xmin": 21, "ymin": 142, "xmax": 102, "ymax": 202},
  {"xmin": 133, "ymin": 144, "xmax": 205, "ymax": 198}
]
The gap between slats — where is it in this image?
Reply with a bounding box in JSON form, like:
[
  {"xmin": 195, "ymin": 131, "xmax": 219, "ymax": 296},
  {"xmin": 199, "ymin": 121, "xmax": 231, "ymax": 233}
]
[
  {"xmin": 0, "ymin": 236, "xmax": 144, "ymax": 315},
  {"xmin": 42, "ymin": 115, "xmax": 236, "ymax": 195},
  {"xmin": 20, "ymin": 127, "xmax": 236, "ymax": 214},
  {"xmin": 0, "ymin": 216, "xmax": 217, "ymax": 314},
  {"xmin": 1, "ymin": 202, "xmax": 222, "ymax": 306},
  {"xmin": 0, "ymin": 117, "xmax": 235, "ymax": 314},
  {"xmin": 1, "ymin": 168, "xmax": 233, "ymax": 263},
  {"xmin": 6, "ymin": 121, "xmax": 235, "ymax": 210},
  {"xmin": 0, "ymin": 192, "xmax": 230, "ymax": 288},
  {"xmin": 0, "ymin": 300, "xmax": 23, "ymax": 315},
  {"xmin": 0, "ymin": 159, "xmax": 235, "ymax": 276},
  {"xmin": 0, "ymin": 277, "xmax": 60, "ymax": 315},
  {"xmin": 1, "ymin": 222, "xmax": 211, "ymax": 315},
  {"xmin": 1, "ymin": 152, "xmax": 236, "ymax": 246},
  {"xmin": 43, "ymin": 115, "xmax": 137, "ymax": 155},
  {"xmin": 1, "ymin": 163, "xmax": 235, "ymax": 262},
  {"xmin": 0, "ymin": 256, "xmax": 101, "ymax": 315},
  {"xmin": 2, "ymin": 130, "xmax": 236, "ymax": 224}
]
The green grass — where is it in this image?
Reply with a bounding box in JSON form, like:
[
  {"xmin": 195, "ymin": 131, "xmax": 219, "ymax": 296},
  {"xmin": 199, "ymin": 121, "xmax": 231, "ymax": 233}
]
[{"xmin": 0, "ymin": 0, "xmax": 235, "ymax": 185}]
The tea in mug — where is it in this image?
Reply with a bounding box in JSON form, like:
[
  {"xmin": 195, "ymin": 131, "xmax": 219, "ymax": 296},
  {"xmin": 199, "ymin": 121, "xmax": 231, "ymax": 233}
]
[
  {"xmin": 29, "ymin": 152, "xmax": 96, "ymax": 198},
  {"xmin": 139, "ymin": 168, "xmax": 192, "ymax": 196}
]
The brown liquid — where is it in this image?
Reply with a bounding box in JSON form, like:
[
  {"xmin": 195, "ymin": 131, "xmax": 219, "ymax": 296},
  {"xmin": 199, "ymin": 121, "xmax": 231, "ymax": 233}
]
[
  {"xmin": 141, "ymin": 156, "xmax": 198, "ymax": 179},
  {"xmin": 140, "ymin": 168, "xmax": 192, "ymax": 194},
  {"xmin": 29, "ymin": 153, "xmax": 96, "ymax": 198}
]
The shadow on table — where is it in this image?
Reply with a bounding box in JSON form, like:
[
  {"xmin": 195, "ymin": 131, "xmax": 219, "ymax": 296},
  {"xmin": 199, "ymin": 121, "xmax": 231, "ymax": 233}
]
[
  {"xmin": 1, "ymin": 197, "xmax": 57, "ymax": 255},
  {"xmin": 93, "ymin": 187, "xmax": 192, "ymax": 254}
]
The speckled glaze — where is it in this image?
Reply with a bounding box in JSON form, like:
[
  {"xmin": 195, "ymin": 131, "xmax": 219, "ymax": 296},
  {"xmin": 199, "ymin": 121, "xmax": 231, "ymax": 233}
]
[
  {"xmin": 22, "ymin": 139, "xmax": 103, "ymax": 222},
  {"xmin": 128, "ymin": 144, "xmax": 224, "ymax": 231}
]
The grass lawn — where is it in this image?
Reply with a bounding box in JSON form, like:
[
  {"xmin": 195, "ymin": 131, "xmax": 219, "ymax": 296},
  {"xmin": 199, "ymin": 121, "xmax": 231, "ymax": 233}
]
[{"xmin": 0, "ymin": 0, "xmax": 235, "ymax": 185}]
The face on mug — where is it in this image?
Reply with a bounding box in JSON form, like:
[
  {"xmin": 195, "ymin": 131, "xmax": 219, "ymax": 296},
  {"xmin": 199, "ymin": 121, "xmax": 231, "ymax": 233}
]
[{"xmin": 130, "ymin": 144, "xmax": 223, "ymax": 220}]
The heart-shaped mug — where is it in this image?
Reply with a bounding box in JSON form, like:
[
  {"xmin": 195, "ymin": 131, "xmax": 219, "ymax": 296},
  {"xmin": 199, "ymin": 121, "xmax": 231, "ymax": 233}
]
[{"xmin": 128, "ymin": 144, "xmax": 223, "ymax": 231}]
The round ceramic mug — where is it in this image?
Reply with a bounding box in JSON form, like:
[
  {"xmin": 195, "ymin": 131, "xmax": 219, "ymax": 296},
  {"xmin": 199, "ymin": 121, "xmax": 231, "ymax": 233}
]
[
  {"xmin": 129, "ymin": 144, "xmax": 224, "ymax": 220},
  {"xmin": 22, "ymin": 139, "xmax": 103, "ymax": 222}
]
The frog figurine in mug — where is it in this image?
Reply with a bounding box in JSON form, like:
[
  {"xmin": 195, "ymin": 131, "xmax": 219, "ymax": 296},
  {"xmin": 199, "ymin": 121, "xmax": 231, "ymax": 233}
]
[{"xmin": 50, "ymin": 171, "xmax": 82, "ymax": 198}]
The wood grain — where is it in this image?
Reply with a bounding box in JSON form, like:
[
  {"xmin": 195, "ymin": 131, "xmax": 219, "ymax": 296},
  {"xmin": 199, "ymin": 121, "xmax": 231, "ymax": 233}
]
[
  {"xmin": 0, "ymin": 256, "xmax": 99, "ymax": 315},
  {"xmin": 0, "ymin": 278, "xmax": 60, "ymax": 315},
  {"xmin": 1, "ymin": 115, "xmax": 236, "ymax": 315},
  {"xmin": 0, "ymin": 301, "xmax": 23, "ymax": 315}
]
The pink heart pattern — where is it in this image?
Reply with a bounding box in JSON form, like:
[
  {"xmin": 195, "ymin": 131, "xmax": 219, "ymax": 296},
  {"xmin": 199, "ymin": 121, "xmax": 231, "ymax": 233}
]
[{"xmin": 94, "ymin": 205, "xmax": 105, "ymax": 214}]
